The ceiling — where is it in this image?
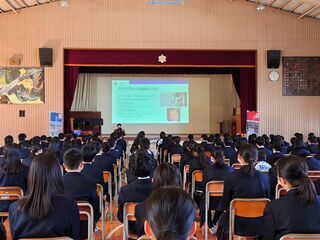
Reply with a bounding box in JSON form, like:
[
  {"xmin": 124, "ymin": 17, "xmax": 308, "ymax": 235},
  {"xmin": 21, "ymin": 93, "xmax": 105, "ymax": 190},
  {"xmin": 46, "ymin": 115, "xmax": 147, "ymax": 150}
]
[
  {"xmin": 0, "ymin": 0, "xmax": 319, "ymax": 20},
  {"xmin": 0, "ymin": 0, "xmax": 60, "ymax": 14},
  {"xmin": 245, "ymin": 0, "xmax": 320, "ymax": 20}
]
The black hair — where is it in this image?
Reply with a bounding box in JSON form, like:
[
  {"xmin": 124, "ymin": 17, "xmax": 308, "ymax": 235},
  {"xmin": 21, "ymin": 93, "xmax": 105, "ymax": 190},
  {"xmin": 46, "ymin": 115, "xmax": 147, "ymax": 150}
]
[
  {"xmin": 91, "ymin": 141, "xmax": 102, "ymax": 153},
  {"xmin": 101, "ymin": 142, "xmax": 111, "ymax": 153},
  {"xmin": 4, "ymin": 135, "xmax": 14, "ymax": 145},
  {"xmin": 18, "ymin": 153, "xmax": 63, "ymax": 219},
  {"xmin": 133, "ymin": 149, "xmax": 154, "ymax": 177},
  {"xmin": 272, "ymin": 140, "xmax": 283, "ymax": 152},
  {"xmin": 235, "ymin": 138, "xmax": 248, "ymax": 151},
  {"xmin": 224, "ymin": 136, "xmax": 233, "ymax": 146},
  {"xmin": 146, "ymin": 187, "xmax": 196, "ymax": 240},
  {"xmin": 152, "ymin": 163, "xmax": 182, "ymax": 190},
  {"xmin": 159, "ymin": 131, "xmax": 166, "ymax": 139},
  {"xmin": 18, "ymin": 133, "xmax": 27, "ymax": 143},
  {"xmin": 3, "ymin": 144, "xmax": 25, "ymax": 174},
  {"xmin": 258, "ymin": 150, "xmax": 267, "ymax": 161},
  {"xmin": 256, "ymin": 136, "xmax": 265, "ymax": 146},
  {"xmin": 188, "ymin": 134, "xmax": 194, "ymax": 141},
  {"xmin": 294, "ymin": 138, "xmax": 306, "ymax": 150},
  {"xmin": 139, "ymin": 137, "xmax": 150, "ymax": 150},
  {"xmin": 308, "ymin": 136, "xmax": 317, "ymax": 144},
  {"xmin": 238, "ymin": 144, "xmax": 258, "ymax": 176},
  {"xmin": 173, "ymin": 136, "xmax": 181, "ymax": 145},
  {"xmin": 81, "ymin": 144, "xmax": 97, "ymax": 163},
  {"xmin": 64, "ymin": 148, "xmax": 82, "ymax": 170},
  {"xmin": 201, "ymin": 134, "xmax": 208, "ymax": 141},
  {"xmin": 211, "ymin": 149, "xmax": 225, "ymax": 168},
  {"xmin": 58, "ymin": 133, "xmax": 65, "ymax": 140},
  {"xmin": 30, "ymin": 144, "xmax": 42, "ymax": 160},
  {"xmin": 248, "ymin": 134, "xmax": 256, "ymax": 145},
  {"xmin": 196, "ymin": 145, "xmax": 209, "ymax": 169},
  {"xmin": 117, "ymin": 123, "xmax": 122, "ymax": 127},
  {"xmin": 276, "ymin": 155, "xmax": 316, "ymax": 205}
]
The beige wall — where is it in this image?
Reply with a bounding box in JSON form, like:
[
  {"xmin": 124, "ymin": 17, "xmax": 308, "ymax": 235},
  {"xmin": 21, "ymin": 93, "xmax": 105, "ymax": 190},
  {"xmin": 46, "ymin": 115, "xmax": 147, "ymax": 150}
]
[{"xmin": 0, "ymin": 0, "xmax": 319, "ymax": 141}]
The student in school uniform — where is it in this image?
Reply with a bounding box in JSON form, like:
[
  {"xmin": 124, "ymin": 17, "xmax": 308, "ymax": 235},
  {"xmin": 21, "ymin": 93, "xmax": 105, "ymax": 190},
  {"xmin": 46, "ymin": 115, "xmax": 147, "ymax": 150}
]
[
  {"xmin": 217, "ymin": 144, "xmax": 270, "ymax": 240},
  {"xmin": 0, "ymin": 144, "xmax": 29, "ymax": 212},
  {"xmin": 200, "ymin": 149, "xmax": 233, "ymax": 235},
  {"xmin": 307, "ymin": 135, "xmax": 319, "ymax": 154},
  {"xmin": 117, "ymin": 150, "xmax": 153, "ymax": 228},
  {"xmin": 263, "ymin": 156, "xmax": 320, "ymax": 240},
  {"xmin": 93, "ymin": 142, "xmax": 115, "ymax": 173},
  {"xmin": 63, "ymin": 148, "xmax": 100, "ymax": 239},
  {"xmin": 80, "ymin": 144, "xmax": 105, "ymax": 190},
  {"xmin": 144, "ymin": 187, "xmax": 197, "ymax": 240},
  {"xmin": 256, "ymin": 136, "xmax": 272, "ymax": 157},
  {"xmin": 223, "ymin": 136, "xmax": 236, "ymax": 161},
  {"xmin": 290, "ymin": 139, "xmax": 310, "ymax": 157},
  {"xmin": 134, "ymin": 163, "xmax": 182, "ymax": 238},
  {"xmin": 168, "ymin": 136, "xmax": 184, "ymax": 156},
  {"xmin": 47, "ymin": 138, "xmax": 63, "ymax": 165},
  {"xmin": 9, "ymin": 153, "xmax": 80, "ymax": 240},
  {"xmin": 267, "ymin": 141, "xmax": 284, "ymax": 166},
  {"xmin": 0, "ymin": 135, "xmax": 14, "ymax": 159},
  {"xmin": 127, "ymin": 138, "xmax": 157, "ymax": 184}
]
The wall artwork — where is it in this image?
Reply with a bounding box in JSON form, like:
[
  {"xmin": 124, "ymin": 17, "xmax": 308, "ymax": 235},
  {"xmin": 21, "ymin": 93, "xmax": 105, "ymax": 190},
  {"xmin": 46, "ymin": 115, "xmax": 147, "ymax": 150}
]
[{"xmin": 0, "ymin": 67, "xmax": 44, "ymax": 104}]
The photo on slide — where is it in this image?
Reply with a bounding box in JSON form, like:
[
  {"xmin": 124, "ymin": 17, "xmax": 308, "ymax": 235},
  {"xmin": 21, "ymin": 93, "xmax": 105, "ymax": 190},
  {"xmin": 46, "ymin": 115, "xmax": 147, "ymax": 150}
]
[
  {"xmin": 160, "ymin": 92, "xmax": 187, "ymax": 107},
  {"xmin": 167, "ymin": 108, "xmax": 181, "ymax": 122}
]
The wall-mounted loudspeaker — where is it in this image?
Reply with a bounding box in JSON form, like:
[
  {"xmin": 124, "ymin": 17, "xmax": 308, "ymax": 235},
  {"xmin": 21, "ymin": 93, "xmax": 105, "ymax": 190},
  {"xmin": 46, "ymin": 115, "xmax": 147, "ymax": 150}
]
[
  {"xmin": 39, "ymin": 48, "xmax": 53, "ymax": 67},
  {"xmin": 267, "ymin": 50, "xmax": 281, "ymax": 69}
]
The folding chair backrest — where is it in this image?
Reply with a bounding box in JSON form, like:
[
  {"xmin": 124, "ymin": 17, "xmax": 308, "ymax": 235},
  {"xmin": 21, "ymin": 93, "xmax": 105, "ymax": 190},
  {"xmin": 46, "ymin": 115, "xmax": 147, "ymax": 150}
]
[
  {"xmin": 124, "ymin": 202, "xmax": 138, "ymax": 239},
  {"xmin": 77, "ymin": 201, "xmax": 94, "ymax": 240},
  {"xmin": 229, "ymin": 198, "xmax": 270, "ymax": 240},
  {"xmin": 308, "ymin": 171, "xmax": 320, "ymax": 182},
  {"xmin": 0, "ymin": 186, "xmax": 24, "ymax": 216},
  {"xmin": 183, "ymin": 165, "xmax": 190, "ymax": 191},
  {"xmin": 191, "ymin": 170, "xmax": 203, "ymax": 200},
  {"xmin": 206, "ymin": 181, "xmax": 224, "ymax": 197},
  {"xmin": 275, "ymin": 183, "xmax": 287, "ymax": 199},
  {"xmin": 171, "ymin": 154, "xmax": 181, "ymax": 165},
  {"xmin": 232, "ymin": 163, "xmax": 241, "ymax": 170},
  {"xmin": 103, "ymin": 171, "xmax": 113, "ymax": 223},
  {"xmin": 280, "ymin": 234, "xmax": 320, "ymax": 240}
]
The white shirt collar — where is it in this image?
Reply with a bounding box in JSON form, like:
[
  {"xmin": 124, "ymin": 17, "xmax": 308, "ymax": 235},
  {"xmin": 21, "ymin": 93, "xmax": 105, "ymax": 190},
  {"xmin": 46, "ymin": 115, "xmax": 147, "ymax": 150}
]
[{"xmin": 138, "ymin": 176, "xmax": 151, "ymax": 180}]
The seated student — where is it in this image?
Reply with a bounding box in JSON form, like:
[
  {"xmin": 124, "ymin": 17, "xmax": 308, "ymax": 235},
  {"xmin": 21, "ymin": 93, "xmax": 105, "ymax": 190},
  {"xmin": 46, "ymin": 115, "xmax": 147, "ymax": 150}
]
[
  {"xmin": 305, "ymin": 155, "xmax": 320, "ymax": 171},
  {"xmin": 0, "ymin": 135, "xmax": 14, "ymax": 158},
  {"xmin": 17, "ymin": 133, "xmax": 27, "ymax": 146},
  {"xmin": 200, "ymin": 149, "xmax": 233, "ymax": 235},
  {"xmin": 168, "ymin": 136, "xmax": 184, "ymax": 157},
  {"xmin": 39, "ymin": 135, "xmax": 49, "ymax": 151},
  {"xmin": 135, "ymin": 163, "xmax": 182, "ymax": 238},
  {"xmin": 256, "ymin": 136, "xmax": 272, "ymax": 157},
  {"xmin": 80, "ymin": 144, "xmax": 105, "ymax": 190},
  {"xmin": 267, "ymin": 140, "xmax": 284, "ymax": 166},
  {"xmin": 130, "ymin": 131, "xmax": 145, "ymax": 154},
  {"xmin": 93, "ymin": 142, "xmax": 114, "ymax": 173},
  {"xmin": 290, "ymin": 138, "xmax": 310, "ymax": 157},
  {"xmin": 114, "ymin": 131, "xmax": 127, "ymax": 155},
  {"xmin": 307, "ymin": 135, "xmax": 319, "ymax": 154},
  {"xmin": 217, "ymin": 144, "xmax": 270, "ymax": 240},
  {"xmin": 255, "ymin": 151, "xmax": 272, "ymax": 173},
  {"xmin": 63, "ymin": 148, "xmax": 100, "ymax": 238},
  {"xmin": 223, "ymin": 136, "xmax": 236, "ymax": 161},
  {"xmin": 19, "ymin": 139, "xmax": 31, "ymax": 161},
  {"xmin": 9, "ymin": 153, "xmax": 80, "ymax": 240},
  {"xmin": 229, "ymin": 137, "xmax": 248, "ymax": 166},
  {"xmin": 0, "ymin": 144, "xmax": 29, "ymax": 212},
  {"xmin": 117, "ymin": 150, "xmax": 153, "ymax": 224},
  {"xmin": 200, "ymin": 134, "xmax": 209, "ymax": 150},
  {"xmin": 127, "ymin": 138, "xmax": 157, "ymax": 184},
  {"xmin": 144, "ymin": 187, "xmax": 197, "ymax": 240},
  {"xmin": 47, "ymin": 138, "xmax": 63, "ymax": 165},
  {"xmin": 21, "ymin": 144, "xmax": 42, "ymax": 168},
  {"xmin": 263, "ymin": 156, "xmax": 320, "ymax": 240},
  {"xmin": 106, "ymin": 138, "xmax": 122, "ymax": 162}
]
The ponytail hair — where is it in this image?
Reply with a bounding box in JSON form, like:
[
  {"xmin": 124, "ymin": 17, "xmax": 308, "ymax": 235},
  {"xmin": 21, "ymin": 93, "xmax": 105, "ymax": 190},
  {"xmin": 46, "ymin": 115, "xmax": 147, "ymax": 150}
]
[
  {"xmin": 238, "ymin": 144, "xmax": 258, "ymax": 176},
  {"xmin": 212, "ymin": 149, "xmax": 225, "ymax": 168},
  {"xmin": 276, "ymin": 155, "xmax": 316, "ymax": 205}
]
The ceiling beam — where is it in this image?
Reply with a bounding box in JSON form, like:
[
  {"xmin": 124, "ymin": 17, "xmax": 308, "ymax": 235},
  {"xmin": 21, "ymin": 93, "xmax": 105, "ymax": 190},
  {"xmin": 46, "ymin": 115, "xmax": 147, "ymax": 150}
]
[
  {"xmin": 19, "ymin": 0, "xmax": 29, "ymax": 8},
  {"xmin": 290, "ymin": 2, "xmax": 304, "ymax": 12},
  {"xmin": 298, "ymin": 4, "xmax": 319, "ymax": 18},
  {"xmin": 3, "ymin": 0, "xmax": 18, "ymax": 14},
  {"xmin": 268, "ymin": 0, "xmax": 277, "ymax": 7},
  {"xmin": 279, "ymin": 0, "xmax": 291, "ymax": 9}
]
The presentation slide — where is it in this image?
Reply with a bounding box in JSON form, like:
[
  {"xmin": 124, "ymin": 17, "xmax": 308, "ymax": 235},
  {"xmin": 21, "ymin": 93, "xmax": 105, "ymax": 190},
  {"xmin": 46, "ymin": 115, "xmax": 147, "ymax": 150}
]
[{"xmin": 112, "ymin": 80, "xmax": 189, "ymax": 124}]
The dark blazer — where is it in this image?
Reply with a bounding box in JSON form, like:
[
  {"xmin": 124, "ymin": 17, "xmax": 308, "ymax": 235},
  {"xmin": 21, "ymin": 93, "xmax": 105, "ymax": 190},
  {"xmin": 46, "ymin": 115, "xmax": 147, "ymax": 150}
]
[
  {"xmin": 263, "ymin": 189, "xmax": 320, "ymax": 240},
  {"xmin": 93, "ymin": 153, "xmax": 114, "ymax": 175},
  {"xmin": 63, "ymin": 172, "xmax": 100, "ymax": 238},
  {"xmin": 168, "ymin": 145, "xmax": 184, "ymax": 156},
  {"xmin": 0, "ymin": 166, "xmax": 29, "ymax": 211},
  {"xmin": 21, "ymin": 157, "xmax": 33, "ymax": 168},
  {"xmin": 109, "ymin": 148, "xmax": 122, "ymax": 162},
  {"xmin": 267, "ymin": 152, "xmax": 284, "ymax": 166},
  {"xmin": 0, "ymin": 222, "xmax": 5, "ymax": 240},
  {"xmin": 306, "ymin": 156, "xmax": 320, "ymax": 170},
  {"xmin": 117, "ymin": 178, "xmax": 153, "ymax": 223},
  {"xmin": 307, "ymin": 144, "xmax": 319, "ymax": 154},
  {"xmin": 9, "ymin": 194, "xmax": 80, "ymax": 240},
  {"xmin": 224, "ymin": 146, "xmax": 237, "ymax": 160},
  {"xmin": 81, "ymin": 163, "xmax": 104, "ymax": 189},
  {"xmin": 291, "ymin": 148, "xmax": 311, "ymax": 157},
  {"xmin": 219, "ymin": 167, "xmax": 270, "ymax": 237},
  {"xmin": 269, "ymin": 166, "xmax": 278, "ymax": 200},
  {"xmin": 135, "ymin": 199, "xmax": 148, "ymax": 238},
  {"xmin": 115, "ymin": 139, "xmax": 127, "ymax": 154},
  {"xmin": 258, "ymin": 146, "xmax": 272, "ymax": 157}
]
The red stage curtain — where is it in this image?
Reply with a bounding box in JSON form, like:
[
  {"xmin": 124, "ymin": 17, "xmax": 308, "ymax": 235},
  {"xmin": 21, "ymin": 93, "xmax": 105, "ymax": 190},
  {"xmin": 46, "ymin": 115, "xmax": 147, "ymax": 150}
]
[{"xmin": 64, "ymin": 66, "xmax": 79, "ymax": 133}]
